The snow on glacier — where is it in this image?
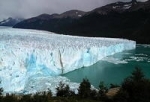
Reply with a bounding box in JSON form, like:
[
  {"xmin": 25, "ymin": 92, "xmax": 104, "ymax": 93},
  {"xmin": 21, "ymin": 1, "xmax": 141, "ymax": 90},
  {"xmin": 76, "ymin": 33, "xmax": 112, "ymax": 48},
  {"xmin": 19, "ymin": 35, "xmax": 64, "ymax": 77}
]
[{"xmin": 0, "ymin": 27, "xmax": 136, "ymax": 94}]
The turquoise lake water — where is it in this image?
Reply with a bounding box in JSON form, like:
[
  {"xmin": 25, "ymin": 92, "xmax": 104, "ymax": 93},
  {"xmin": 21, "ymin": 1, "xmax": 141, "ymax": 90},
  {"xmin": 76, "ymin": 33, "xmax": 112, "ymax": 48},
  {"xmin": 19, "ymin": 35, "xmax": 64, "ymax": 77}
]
[{"xmin": 63, "ymin": 44, "xmax": 150, "ymax": 88}]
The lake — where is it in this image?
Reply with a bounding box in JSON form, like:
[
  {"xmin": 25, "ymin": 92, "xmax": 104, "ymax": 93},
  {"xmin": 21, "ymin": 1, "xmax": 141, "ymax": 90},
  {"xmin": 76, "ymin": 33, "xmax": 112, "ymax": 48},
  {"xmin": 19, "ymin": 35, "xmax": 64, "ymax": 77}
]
[
  {"xmin": 0, "ymin": 26, "xmax": 148, "ymax": 93},
  {"xmin": 64, "ymin": 44, "xmax": 150, "ymax": 88}
]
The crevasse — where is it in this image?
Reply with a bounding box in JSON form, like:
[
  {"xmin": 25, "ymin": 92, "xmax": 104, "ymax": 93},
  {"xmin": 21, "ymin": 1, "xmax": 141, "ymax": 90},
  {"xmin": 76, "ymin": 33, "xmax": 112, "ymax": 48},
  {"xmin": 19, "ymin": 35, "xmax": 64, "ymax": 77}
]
[{"xmin": 0, "ymin": 27, "xmax": 136, "ymax": 93}]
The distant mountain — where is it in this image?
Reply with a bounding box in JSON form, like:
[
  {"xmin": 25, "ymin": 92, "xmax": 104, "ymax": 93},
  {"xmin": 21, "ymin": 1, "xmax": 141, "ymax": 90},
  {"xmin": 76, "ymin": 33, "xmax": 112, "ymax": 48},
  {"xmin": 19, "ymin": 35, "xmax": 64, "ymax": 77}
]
[
  {"xmin": 53, "ymin": 10, "xmax": 86, "ymax": 18},
  {"xmin": 0, "ymin": 17, "xmax": 24, "ymax": 26},
  {"xmin": 23, "ymin": 10, "xmax": 86, "ymax": 22},
  {"xmin": 14, "ymin": 0, "xmax": 150, "ymax": 44},
  {"xmin": 13, "ymin": 10, "xmax": 86, "ymax": 32}
]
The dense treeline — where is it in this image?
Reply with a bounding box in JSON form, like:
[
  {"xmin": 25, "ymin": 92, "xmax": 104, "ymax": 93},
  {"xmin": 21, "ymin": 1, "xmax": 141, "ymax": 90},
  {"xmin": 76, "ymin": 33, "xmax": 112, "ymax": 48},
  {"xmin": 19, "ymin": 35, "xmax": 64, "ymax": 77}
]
[{"xmin": 0, "ymin": 67, "xmax": 150, "ymax": 102}]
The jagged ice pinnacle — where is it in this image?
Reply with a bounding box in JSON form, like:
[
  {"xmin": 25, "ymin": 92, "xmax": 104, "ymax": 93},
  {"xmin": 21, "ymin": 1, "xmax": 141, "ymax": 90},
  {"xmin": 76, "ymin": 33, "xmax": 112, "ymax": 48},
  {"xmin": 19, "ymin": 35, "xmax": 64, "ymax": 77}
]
[{"xmin": 0, "ymin": 27, "xmax": 136, "ymax": 93}]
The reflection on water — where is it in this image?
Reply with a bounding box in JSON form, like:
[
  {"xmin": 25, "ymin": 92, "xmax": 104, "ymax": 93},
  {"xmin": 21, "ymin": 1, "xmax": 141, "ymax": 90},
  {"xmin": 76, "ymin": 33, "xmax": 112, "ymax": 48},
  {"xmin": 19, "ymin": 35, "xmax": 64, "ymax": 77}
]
[{"xmin": 63, "ymin": 44, "xmax": 150, "ymax": 88}]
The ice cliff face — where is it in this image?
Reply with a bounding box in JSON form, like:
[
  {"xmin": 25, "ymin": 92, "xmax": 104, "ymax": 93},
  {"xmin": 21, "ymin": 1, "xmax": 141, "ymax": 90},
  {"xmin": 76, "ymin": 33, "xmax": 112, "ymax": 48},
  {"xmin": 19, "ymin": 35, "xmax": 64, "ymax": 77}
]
[{"xmin": 0, "ymin": 27, "xmax": 136, "ymax": 93}]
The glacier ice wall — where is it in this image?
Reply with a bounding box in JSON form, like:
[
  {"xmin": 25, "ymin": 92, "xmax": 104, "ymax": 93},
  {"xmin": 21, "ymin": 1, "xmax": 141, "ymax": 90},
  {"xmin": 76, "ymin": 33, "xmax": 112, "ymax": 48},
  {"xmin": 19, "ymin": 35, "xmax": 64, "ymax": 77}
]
[{"xmin": 0, "ymin": 27, "xmax": 136, "ymax": 93}]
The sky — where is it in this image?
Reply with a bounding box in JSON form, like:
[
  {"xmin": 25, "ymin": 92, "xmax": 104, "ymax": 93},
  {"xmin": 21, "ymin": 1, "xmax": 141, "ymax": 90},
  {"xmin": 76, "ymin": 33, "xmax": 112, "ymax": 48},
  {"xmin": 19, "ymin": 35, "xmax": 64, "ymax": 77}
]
[{"xmin": 0, "ymin": 0, "xmax": 148, "ymax": 20}]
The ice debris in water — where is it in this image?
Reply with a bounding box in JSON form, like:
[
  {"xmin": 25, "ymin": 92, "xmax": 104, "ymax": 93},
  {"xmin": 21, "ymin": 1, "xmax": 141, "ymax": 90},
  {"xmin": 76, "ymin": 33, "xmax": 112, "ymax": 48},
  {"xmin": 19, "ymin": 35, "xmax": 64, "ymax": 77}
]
[{"xmin": 0, "ymin": 27, "xmax": 136, "ymax": 94}]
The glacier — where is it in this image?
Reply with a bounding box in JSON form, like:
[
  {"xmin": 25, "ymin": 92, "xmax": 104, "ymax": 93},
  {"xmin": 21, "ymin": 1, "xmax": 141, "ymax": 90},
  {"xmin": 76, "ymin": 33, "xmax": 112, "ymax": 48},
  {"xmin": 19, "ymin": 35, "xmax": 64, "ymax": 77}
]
[{"xmin": 0, "ymin": 27, "xmax": 136, "ymax": 94}]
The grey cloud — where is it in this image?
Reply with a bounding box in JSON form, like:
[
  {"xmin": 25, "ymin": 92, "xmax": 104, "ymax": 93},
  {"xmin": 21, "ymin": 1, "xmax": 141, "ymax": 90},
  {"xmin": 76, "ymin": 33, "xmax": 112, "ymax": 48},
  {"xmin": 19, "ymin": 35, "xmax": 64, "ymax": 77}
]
[{"xmin": 0, "ymin": 0, "xmax": 148, "ymax": 20}]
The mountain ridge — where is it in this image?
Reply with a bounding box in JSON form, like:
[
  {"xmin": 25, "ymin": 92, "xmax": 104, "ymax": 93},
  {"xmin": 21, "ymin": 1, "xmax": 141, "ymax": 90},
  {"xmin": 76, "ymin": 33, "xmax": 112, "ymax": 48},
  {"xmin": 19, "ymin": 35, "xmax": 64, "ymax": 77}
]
[
  {"xmin": 0, "ymin": 17, "xmax": 24, "ymax": 26},
  {"xmin": 13, "ymin": 0, "xmax": 150, "ymax": 44}
]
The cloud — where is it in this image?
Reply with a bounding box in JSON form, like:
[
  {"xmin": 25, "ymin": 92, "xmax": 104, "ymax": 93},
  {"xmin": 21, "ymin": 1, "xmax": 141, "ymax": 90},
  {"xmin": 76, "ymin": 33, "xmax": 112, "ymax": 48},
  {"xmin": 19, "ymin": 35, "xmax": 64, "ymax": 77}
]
[{"xmin": 0, "ymin": 0, "xmax": 148, "ymax": 20}]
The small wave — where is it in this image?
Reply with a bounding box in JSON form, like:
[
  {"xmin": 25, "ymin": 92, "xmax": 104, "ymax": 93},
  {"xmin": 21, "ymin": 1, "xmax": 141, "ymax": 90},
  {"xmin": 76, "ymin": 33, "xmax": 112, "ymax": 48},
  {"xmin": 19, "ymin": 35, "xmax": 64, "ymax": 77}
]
[
  {"xmin": 135, "ymin": 53, "xmax": 148, "ymax": 57},
  {"xmin": 102, "ymin": 57, "xmax": 128, "ymax": 64},
  {"xmin": 123, "ymin": 52, "xmax": 132, "ymax": 55},
  {"xmin": 140, "ymin": 44, "xmax": 150, "ymax": 48},
  {"xmin": 125, "ymin": 56, "xmax": 149, "ymax": 62}
]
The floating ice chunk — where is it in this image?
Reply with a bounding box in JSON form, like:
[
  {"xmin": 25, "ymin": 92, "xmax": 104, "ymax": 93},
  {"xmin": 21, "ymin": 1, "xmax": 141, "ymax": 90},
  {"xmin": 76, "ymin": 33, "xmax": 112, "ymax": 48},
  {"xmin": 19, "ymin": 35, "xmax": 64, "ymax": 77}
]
[
  {"xmin": 0, "ymin": 27, "xmax": 136, "ymax": 93},
  {"xmin": 102, "ymin": 57, "xmax": 128, "ymax": 64}
]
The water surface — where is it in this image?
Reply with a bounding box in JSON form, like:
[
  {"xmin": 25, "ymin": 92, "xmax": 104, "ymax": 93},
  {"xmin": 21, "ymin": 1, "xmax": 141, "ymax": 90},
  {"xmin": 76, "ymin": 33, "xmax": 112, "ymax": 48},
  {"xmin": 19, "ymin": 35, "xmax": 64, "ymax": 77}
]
[{"xmin": 64, "ymin": 44, "xmax": 150, "ymax": 88}]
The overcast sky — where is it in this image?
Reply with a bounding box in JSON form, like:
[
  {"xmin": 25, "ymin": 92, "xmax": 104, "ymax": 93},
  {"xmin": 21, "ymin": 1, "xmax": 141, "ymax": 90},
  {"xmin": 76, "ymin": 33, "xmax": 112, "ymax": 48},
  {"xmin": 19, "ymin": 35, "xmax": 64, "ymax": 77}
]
[{"xmin": 0, "ymin": 0, "xmax": 147, "ymax": 20}]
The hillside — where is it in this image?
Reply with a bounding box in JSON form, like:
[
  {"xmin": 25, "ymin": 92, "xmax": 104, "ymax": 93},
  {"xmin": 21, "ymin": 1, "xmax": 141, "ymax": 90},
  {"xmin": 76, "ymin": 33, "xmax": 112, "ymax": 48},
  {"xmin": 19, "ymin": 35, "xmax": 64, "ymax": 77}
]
[
  {"xmin": 0, "ymin": 17, "xmax": 23, "ymax": 26},
  {"xmin": 13, "ymin": 0, "xmax": 150, "ymax": 44}
]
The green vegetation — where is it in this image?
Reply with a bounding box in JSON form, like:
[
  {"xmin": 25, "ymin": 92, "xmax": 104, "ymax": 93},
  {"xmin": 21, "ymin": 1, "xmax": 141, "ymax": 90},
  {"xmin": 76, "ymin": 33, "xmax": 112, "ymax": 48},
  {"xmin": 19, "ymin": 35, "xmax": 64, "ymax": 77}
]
[
  {"xmin": 78, "ymin": 78, "xmax": 91, "ymax": 98},
  {"xmin": 14, "ymin": 6, "xmax": 150, "ymax": 44},
  {"xmin": 0, "ymin": 67, "xmax": 150, "ymax": 102},
  {"xmin": 98, "ymin": 81, "xmax": 108, "ymax": 100},
  {"xmin": 113, "ymin": 67, "xmax": 150, "ymax": 102},
  {"xmin": 56, "ymin": 81, "xmax": 75, "ymax": 97}
]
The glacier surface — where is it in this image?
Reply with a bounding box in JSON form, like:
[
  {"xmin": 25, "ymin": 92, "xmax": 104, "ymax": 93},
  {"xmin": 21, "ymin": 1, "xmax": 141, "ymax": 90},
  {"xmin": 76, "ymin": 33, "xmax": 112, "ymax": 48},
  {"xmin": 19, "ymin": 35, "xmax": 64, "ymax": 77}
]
[{"xmin": 0, "ymin": 27, "xmax": 136, "ymax": 94}]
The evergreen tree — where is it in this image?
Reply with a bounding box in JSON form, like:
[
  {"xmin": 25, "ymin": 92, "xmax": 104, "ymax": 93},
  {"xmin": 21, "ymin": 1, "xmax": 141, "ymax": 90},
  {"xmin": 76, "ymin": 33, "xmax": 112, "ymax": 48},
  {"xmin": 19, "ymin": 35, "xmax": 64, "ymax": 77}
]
[
  {"xmin": 0, "ymin": 81, "xmax": 3, "ymax": 101},
  {"xmin": 78, "ymin": 78, "xmax": 91, "ymax": 98},
  {"xmin": 114, "ymin": 67, "xmax": 150, "ymax": 102},
  {"xmin": 99, "ymin": 81, "xmax": 108, "ymax": 97},
  {"xmin": 56, "ymin": 81, "xmax": 74, "ymax": 97},
  {"xmin": 0, "ymin": 81, "xmax": 3, "ymax": 96},
  {"xmin": 0, "ymin": 88, "xmax": 3, "ymax": 96}
]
